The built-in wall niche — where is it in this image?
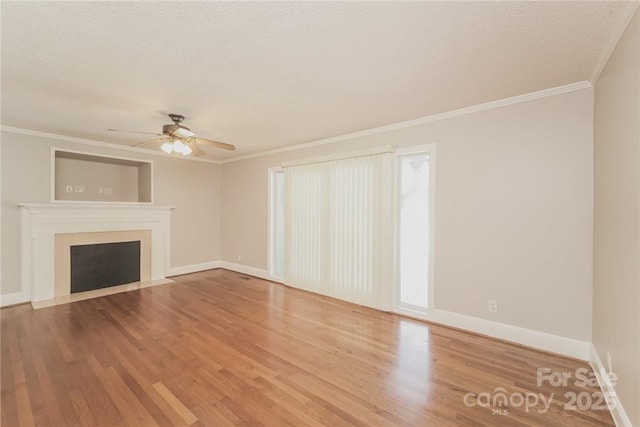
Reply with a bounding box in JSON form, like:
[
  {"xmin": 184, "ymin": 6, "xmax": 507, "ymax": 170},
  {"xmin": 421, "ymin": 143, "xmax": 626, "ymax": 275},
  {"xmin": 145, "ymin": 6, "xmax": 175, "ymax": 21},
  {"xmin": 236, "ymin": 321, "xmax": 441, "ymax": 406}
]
[{"xmin": 53, "ymin": 150, "xmax": 152, "ymax": 203}]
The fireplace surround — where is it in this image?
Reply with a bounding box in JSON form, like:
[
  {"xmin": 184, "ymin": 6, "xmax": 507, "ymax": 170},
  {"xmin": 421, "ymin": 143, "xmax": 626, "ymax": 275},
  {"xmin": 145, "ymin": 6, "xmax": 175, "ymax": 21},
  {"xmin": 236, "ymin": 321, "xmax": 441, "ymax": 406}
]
[
  {"xmin": 19, "ymin": 203, "xmax": 174, "ymax": 307},
  {"xmin": 56, "ymin": 230, "xmax": 150, "ymax": 296}
]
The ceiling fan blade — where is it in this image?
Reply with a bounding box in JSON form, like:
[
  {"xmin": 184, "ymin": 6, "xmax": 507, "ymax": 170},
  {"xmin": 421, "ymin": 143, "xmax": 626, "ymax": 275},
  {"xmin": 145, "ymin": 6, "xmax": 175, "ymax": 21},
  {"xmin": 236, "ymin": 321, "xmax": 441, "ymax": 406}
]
[
  {"xmin": 108, "ymin": 129, "xmax": 164, "ymax": 136},
  {"xmin": 187, "ymin": 142, "xmax": 205, "ymax": 156},
  {"xmin": 195, "ymin": 137, "xmax": 236, "ymax": 151},
  {"xmin": 132, "ymin": 137, "xmax": 168, "ymax": 147}
]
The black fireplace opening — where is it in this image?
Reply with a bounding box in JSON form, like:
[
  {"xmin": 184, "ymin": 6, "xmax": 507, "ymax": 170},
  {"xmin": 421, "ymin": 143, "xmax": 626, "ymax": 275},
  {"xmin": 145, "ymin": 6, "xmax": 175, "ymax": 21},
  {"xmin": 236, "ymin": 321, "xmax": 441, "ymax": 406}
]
[{"xmin": 70, "ymin": 240, "xmax": 141, "ymax": 293}]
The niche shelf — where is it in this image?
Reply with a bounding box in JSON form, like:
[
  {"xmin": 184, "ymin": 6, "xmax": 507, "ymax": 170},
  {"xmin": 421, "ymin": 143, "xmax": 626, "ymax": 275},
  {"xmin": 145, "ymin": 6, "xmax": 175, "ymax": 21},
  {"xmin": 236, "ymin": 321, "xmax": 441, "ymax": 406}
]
[{"xmin": 53, "ymin": 149, "xmax": 153, "ymax": 203}]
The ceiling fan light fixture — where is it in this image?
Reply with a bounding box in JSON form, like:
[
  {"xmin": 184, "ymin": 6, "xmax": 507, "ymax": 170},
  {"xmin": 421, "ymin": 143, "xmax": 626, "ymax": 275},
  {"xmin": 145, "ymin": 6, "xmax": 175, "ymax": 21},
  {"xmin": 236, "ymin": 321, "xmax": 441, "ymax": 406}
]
[
  {"xmin": 159, "ymin": 139, "xmax": 192, "ymax": 156},
  {"xmin": 173, "ymin": 139, "xmax": 185, "ymax": 152},
  {"xmin": 160, "ymin": 141, "xmax": 174, "ymax": 154}
]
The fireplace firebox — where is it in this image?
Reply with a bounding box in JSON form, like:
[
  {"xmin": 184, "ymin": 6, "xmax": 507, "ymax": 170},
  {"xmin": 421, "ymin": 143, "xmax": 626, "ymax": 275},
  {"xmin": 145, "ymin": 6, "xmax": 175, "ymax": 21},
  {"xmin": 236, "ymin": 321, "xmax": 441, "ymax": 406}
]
[{"xmin": 70, "ymin": 240, "xmax": 141, "ymax": 293}]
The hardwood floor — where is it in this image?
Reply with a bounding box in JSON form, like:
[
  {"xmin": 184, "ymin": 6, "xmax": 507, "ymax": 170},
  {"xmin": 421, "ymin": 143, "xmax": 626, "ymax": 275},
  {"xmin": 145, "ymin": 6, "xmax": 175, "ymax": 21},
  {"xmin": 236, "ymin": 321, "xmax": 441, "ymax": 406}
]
[{"xmin": 1, "ymin": 269, "xmax": 614, "ymax": 426}]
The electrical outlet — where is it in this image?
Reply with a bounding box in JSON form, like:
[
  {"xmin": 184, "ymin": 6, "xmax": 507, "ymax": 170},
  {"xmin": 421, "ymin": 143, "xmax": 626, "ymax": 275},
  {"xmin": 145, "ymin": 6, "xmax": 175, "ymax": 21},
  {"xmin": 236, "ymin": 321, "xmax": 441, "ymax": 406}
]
[
  {"xmin": 76, "ymin": 185, "xmax": 85, "ymax": 193},
  {"xmin": 237, "ymin": 254, "xmax": 242, "ymax": 261},
  {"xmin": 98, "ymin": 187, "xmax": 104, "ymax": 194},
  {"xmin": 488, "ymin": 300, "xmax": 498, "ymax": 313},
  {"xmin": 105, "ymin": 187, "xmax": 113, "ymax": 195}
]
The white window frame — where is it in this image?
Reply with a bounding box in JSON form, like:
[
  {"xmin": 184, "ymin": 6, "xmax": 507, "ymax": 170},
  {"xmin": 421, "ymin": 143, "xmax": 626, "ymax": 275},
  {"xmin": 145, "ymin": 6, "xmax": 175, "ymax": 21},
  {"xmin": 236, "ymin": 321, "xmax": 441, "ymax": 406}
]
[
  {"xmin": 268, "ymin": 166, "xmax": 285, "ymax": 282},
  {"xmin": 393, "ymin": 144, "xmax": 436, "ymax": 316}
]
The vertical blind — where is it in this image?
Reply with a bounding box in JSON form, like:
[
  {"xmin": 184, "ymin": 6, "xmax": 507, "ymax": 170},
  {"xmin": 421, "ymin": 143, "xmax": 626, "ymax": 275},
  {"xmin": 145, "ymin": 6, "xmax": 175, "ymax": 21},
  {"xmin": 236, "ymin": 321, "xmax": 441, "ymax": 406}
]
[{"xmin": 283, "ymin": 149, "xmax": 394, "ymax": 310}]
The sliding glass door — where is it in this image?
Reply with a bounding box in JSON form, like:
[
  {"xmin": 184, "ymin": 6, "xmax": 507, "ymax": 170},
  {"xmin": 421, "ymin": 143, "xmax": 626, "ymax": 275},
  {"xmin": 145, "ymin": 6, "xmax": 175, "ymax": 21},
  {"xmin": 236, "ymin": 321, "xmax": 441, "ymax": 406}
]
[{"xmin": 269, "ymin": 145, "xmax": 435, "ymax": 313}]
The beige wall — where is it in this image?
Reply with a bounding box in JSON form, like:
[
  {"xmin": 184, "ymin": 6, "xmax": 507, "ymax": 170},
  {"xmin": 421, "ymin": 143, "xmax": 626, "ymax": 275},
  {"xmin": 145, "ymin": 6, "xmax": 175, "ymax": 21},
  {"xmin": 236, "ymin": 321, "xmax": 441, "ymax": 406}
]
[
  {"xmin": 55, "ymin": 156, "xmax": 140, "ymax": 202},
  {"xmin": 221, "ymin": 88, "xmax": 594, "ymax": 341},
  {"xmin": 593, "ymin": 9, "xmax": 640, "ymax": 426},
  {"xmin": 0, "ymin": 131, "xmax": 222, "ymax": 294}
]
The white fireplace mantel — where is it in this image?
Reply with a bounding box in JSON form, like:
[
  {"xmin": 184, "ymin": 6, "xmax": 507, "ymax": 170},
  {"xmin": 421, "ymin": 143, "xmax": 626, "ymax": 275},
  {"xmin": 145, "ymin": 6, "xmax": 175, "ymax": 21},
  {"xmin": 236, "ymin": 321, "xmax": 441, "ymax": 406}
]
[{"xmin": 19, "ymin": 203, "xmax": 174, "ymax": 303}]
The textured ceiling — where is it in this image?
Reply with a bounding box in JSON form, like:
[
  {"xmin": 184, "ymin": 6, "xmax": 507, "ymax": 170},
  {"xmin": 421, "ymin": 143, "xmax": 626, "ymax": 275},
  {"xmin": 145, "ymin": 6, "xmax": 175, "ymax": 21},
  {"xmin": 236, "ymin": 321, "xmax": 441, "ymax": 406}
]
[{"xmin": 1, "ymin": 1, "xmax": 636, "ymax": 160}]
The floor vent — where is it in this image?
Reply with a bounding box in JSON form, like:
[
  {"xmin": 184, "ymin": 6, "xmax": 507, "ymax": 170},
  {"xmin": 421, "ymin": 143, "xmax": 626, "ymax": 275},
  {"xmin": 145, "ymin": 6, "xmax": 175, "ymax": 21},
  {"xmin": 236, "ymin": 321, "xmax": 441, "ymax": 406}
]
[{"xmin": 238, "ymin": 276, "xmax": 252, "ymax": 280}]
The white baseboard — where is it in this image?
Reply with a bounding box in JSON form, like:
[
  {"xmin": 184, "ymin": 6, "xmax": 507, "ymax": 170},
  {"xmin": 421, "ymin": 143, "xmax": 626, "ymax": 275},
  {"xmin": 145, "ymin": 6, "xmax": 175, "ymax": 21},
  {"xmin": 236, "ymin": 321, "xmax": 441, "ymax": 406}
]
[
  {"xmin": 215, "ymin": 265, "xmax": 591, "ymax": 360},
  {"xmin": 213, "ymin": 265, "xmax": 591, "ymax": 361},
  {"xmin": 0, "ymin": 290, "xmax": 31, "ymax": 308},
  {"xmin": 395, "ymin": 306, "xmax": 592, "ymax": 360},
  {"xmin": 2, "ymin": 265, "xmax": 592, "ymax": 363},
  {"xmin": 167, "ymin": 261, "xmax": 221, "ymax": 277},
  {"xmin": 590, "ymin": 345, "xmax": 632, "ymax": 427},
  {"xmin": 219, "ymin": 261, "xmax": 275, "ymax": 282}
]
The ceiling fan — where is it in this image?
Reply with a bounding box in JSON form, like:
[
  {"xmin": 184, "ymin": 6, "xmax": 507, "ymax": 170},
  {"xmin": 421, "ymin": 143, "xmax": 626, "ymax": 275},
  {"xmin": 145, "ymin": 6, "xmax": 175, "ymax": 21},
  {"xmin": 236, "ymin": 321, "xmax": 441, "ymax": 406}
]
[{"xmin": 108, "ymin": 114, "xmax": 235, "ymax": 156}]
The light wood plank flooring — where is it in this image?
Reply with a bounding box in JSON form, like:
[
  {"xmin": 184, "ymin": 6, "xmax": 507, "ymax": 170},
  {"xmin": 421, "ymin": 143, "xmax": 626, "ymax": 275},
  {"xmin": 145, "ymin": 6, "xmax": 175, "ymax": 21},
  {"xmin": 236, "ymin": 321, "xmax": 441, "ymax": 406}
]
[{"xmin": 1, "ymin": 269, "xmax": 614, "ymax": 426}]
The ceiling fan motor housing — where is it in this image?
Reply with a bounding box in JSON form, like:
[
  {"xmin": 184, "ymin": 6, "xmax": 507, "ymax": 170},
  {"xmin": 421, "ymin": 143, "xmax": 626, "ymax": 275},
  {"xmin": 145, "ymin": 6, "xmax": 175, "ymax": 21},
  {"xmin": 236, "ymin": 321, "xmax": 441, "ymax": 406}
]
[
  {"xmin": 163, "ymin": 124, "xmax": 180, "ymax": 135},
  {"xmin": 163, "ymin": 114, "xmax": 195, "ymax": 137},
  {"xmin": 163, "ymin": 124, "xmax": 193, "ymax": 137}
]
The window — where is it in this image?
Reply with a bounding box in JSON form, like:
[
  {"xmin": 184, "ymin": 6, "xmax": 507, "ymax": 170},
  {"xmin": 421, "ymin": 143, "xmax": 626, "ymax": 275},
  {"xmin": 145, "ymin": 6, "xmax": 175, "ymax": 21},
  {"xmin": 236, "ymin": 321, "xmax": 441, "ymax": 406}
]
[{"xmin": 397, "ymin": 145, "xmax": 435, "ymax": 311}]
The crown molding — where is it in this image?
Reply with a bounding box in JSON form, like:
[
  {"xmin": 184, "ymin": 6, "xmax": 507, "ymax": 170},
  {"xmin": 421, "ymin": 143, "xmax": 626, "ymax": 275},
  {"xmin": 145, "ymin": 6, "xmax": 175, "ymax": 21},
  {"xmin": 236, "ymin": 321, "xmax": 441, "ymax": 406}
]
[
  {"xmin": 0, "ymin": 126, "xmax": 222, "ymax": 165},
  {"xmin": 221, "ymin": 80, "xmax": 592, "ymax": 164},
  {"xmin": 590, "ymin": 2, "xmax": 639, "ymax": 85},
  {"xmin": 2, "ymin": 80, "xmax": 592, "ymax": 167}
]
